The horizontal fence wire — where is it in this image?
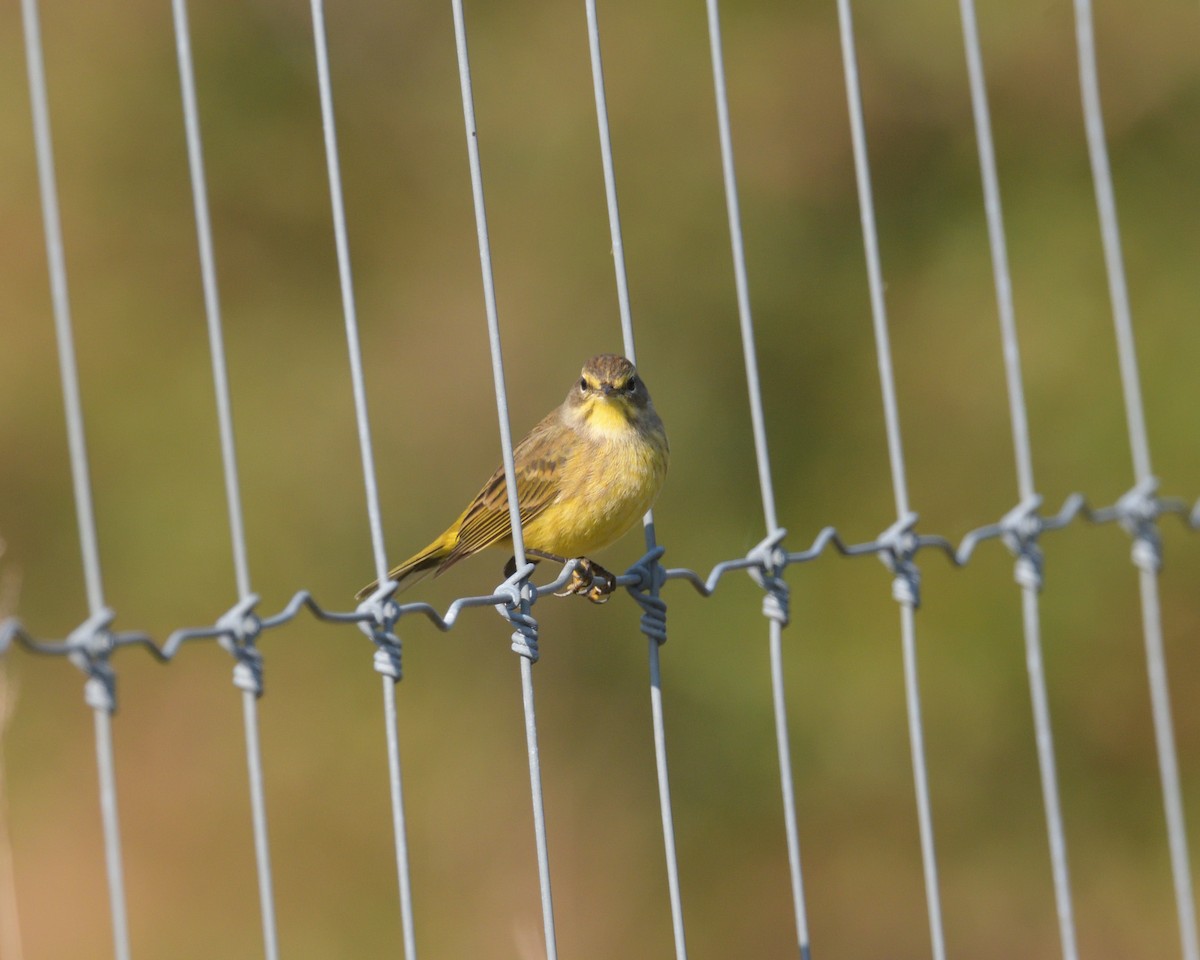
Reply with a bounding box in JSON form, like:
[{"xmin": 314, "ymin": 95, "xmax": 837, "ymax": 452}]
[
  {"xmin": 6, "ymin": 0, "xmax": 1199, "ymax": 958},
  {"xmin": 3, "ymin": 488, "xmax": 1199, "ymax": 960},
  {"xmin": 6, "ymin": 490, "xmax": 1198, "ymax": 664}
]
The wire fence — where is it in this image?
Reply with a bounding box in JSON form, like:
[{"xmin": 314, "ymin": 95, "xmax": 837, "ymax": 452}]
[{"xmin": 2, "ymin": 0, "xmax": 1197, "ymax": 958}]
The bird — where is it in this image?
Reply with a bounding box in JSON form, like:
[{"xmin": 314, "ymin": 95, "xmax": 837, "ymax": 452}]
[{"xmin": 357, "ymin": 353, "xmax": 668, "ymax": 604}]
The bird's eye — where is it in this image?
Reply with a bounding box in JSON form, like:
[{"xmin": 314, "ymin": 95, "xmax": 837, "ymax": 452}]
[
  {"xmin": 579, "ymin": 378, "xmax": 588, "ymax": 391},
  {"xmin": 625, "ymin": 376, "xmax": 638, "ymax": 392}
]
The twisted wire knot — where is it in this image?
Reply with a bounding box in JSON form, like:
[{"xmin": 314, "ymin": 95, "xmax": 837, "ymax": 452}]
[
  {"xmin": 372, "ymin": 644, "xmax": 403, "ymax": 681},
  {"xmin": 1130, "ymin": 533, "xmax": 1163, "ymax": 575},
  {"xmin": 889, "ymin": 563, "xmax": 921, "ymax": 608},
  {"xmin": 494, "ymin": 562, "xmax": 540, "ymax": 662},
  {"xmin": 633, "ymin": 592, "xmax": 668, "ymax": 645},
  {"xmin": 231, "ymin": 647, "xmax": 264, "ymax": 696},
  {"xmin": 357, "ymin": 581, "xmax": 403, "ymax": 681},
  {"xmin": 217, "ymin": 595, "xmax": 265, "ymax": 697},
  {"xmin": 625, "ymin": 546, "xmax": 667, "ymax": 645},
  {"xmin": 747, "ymin": 529, "xmax": 790, "ymax": 627},
  {"xmin": 67, "ymin": 608, "xmax": 118, "ymax": 713},
  {"xmin": 1116, "ymin": 478, "xmax": 1164, "ymax": 574},
  {"xmin": 83, "ymin": 669, "xmax": 116, "ymax": 713},
  {"xmin": 506, "ymin": 607, "xmax": 540, "ymax": 661},
  {"xmin": 760, "ymin": 583, "xmax": 790, "ymax": 626},
  {"xmin": 877, "ymin": 514, "xmax": 922, "ymax": 609},
  {"xmin": 1013, "ymin": 548, "xmax": 1045, "ymax": 592},
  {"xmin": 1000, "ymin": 495, "xmax": 1046, "ymax": 593}
]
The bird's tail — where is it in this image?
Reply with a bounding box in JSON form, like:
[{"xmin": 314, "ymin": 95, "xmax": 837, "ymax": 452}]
[{"xmin": 354, "ymin": 537, "xmax": 452, "ymax": 601}]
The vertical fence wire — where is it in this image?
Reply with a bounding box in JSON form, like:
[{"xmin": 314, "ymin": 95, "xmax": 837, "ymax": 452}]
[
  {"xmin": 897, "ymin": 603, "xmax": 942, "ymax": 957},
  {"xmin": 581, "ymin": 3, "xmax": 688, "ymax": 957},
  {"xmin": 766, "ymin": 619, "xmax": 809, "ymax": 959},
  {"xmin": 703, "ymin": 0, "xmax": 779, "ymax": 534},
  {"xmin": 517, "ymin": 652, "xmax": 555, "ymax": 956},
  {"xmin": 306, "ymin": 3, "xmax": 418, "ymax": 954},
  {"xmin": 702, "ymin": 1, "xmax": 810, "ymax": 956},
  {"xmin": 1072, "ymin": 2, "xmax": 1151, "ymax": 485},
  {"xmin": 1019, "ymin": 589, "xmax": 1078, "ymax": 957},
  {"xmin": 834, "ymin": 2, "xmax": 946, "ymax": 958},
  {"xmin": 20, "ymin": 3, "xmax": 131, "ymax": 959},
  {"xmin": 20, "ymin": 0, "xmax": 105, "ymax": 620},
  {"xmin": 13, "ymin": 3, "xmax": 1198, "ymax": 959},
  {"xmin": 582, "ymin": 0, "xmax": 634, "ymax": 350},
  {"xmin": 643, "ymin": 641, "xmax": 684, "ymax": 955},
  {"xmin": 92, "ymin": 704, "xmax": 130, "ymax": 960},
  {"xmin": 448, "ymin": 2, "xmax": 557, "ymax": 957},
  {"xmin": 448, "ymin": 2, "xmax": 529, "ymax": 564},
  {"xmin": 308, "ymin": 0, "xmax": 391, "ymax": 587},
  {"xmin": 1072, "ymin": 5, "xmax": 1198, "ymax": 958},
  {"xmin": 1134, "ymin": 563, "xmax": 1199, "ymax": 960},
  {"xmin": 954, "ymin": 2, "xmax": 1033, "ymax": 504},
  {"xmin": 834, "ymin": 0, "xmax": 909, "ymax": 524},
  {"xmin": 240, "ymin": 688, "xmax": 278, "ymax": 960},
  {"xmin": 171, "ymin": 0, "xmax": 252, "ymax": 602},
  {"xmin": 170, "ymin": 5, "xmax": 281, "ymax": 957},
  {"xmin": 955, "ymin": 3, "xmax": 1079, "ymax": 958},
  {"xmin": 381, "ymin": 678, "xmax": 418, "ymax": 960}
]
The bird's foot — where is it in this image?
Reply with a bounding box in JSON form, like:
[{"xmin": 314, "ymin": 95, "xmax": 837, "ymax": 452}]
[{"xmin": 555, "ymin": 558, "xmax": 616, "ymax": 604}]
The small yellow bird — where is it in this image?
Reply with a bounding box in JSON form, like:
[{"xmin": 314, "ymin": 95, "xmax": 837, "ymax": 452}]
[{"xmin": 357, "ymin": 354, "xmax": 668, "ymax": 603}]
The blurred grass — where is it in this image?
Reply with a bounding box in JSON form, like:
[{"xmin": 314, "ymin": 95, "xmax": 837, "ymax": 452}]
[{"xmin": 2, "ymin": 0, "xmax": 1199, "ymax": 957}]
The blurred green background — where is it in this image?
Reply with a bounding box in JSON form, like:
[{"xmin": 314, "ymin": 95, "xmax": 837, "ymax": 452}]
[{"xmin": 2, "ymin": 0, "xmax": 1199, "ymax": 956}]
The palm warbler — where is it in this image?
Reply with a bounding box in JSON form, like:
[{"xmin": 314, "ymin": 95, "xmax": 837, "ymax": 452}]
[{"xmin": 357, "ymin": 354, "xmax": 668, "ymax": 603}]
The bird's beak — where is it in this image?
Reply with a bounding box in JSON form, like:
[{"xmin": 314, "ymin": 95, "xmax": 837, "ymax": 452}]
[{"xmin": 601, "ymin": 383, "xmax": 617, "ymax": 397}]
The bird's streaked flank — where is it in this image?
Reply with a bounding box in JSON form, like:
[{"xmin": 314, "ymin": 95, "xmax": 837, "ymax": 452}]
[{"xmin": 358, "ymin": 354, "xmax": 668, "ymax": 603}]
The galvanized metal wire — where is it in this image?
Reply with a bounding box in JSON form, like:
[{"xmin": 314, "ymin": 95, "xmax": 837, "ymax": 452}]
[
  {"xmin": 169, "ymin": 3, "xmax": 282, "ymax": 957},
  {"xmin": 9, "ymin": 493, "xmax": 1198, "ymax": 658},
  {"xmin": 306, "ymin": 1, "xmax": 419, "ymax": 955},
  {"xmin": 834, "ymin": 2, "xmax": 945, "ymax": 957},
  {"xmin": 1072, "ymin": 3, "xmax": 1198, "ymax": 958},
  {"xmin": 20, "ymin": 0, "xmax": 105, "ymax": 621},
  {"xmin": 4, "ymin": 3, "xmax": 1199, "ymax": 960},
  {"xmin": 582, "ymin": 2, "xmax": 687, "ymax": 956},
  {"xmin": 91, "ymin": 704, "xmax": 130, "ymax": 960},
  {"xmin": 19, "ymin": 1, "xmax": 130, "ymax": 958},
  {"xmin": 448, "ymin": 1, "xmax": 557, "ymax": 956},
  {"xmin": 3, "ymin": 487, "xmax": 1199, "ymax": 955},
  {"xmin": 171, "ymin": 0, "xmax": 252, "ymax": 604},
  {"xmin": 703, "ymin": 0, "xmax": 809, "ymax": 955},
  {"xmin": 956, "ymin": 0, "xmax": 1079, "ymax": 956}
]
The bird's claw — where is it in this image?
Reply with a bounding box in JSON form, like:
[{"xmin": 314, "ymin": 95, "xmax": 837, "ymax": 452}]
[{"xmin": 555, "ymin": 558, "xmax": 616, "ymax": 604}]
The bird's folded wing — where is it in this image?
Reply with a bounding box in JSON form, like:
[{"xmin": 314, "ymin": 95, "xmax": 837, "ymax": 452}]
[{"xmin": 441, "ymin": 454, "xmax": 563, "ymax": 567}]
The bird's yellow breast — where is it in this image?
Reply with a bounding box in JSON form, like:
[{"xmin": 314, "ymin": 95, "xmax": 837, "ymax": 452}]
[{"xmin": 521, "ymin": 400, "xmax": 667, "ymax": 559}]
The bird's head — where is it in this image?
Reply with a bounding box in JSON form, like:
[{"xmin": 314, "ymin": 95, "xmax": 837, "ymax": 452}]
[{"xmin": 566, "ymin": 353, "xmax": 653, "ymax": 434}]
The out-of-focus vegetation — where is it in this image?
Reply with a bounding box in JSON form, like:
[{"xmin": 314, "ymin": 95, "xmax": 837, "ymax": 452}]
[{"xmin": 2, "ymin": 0, "xmax": 1198, "ymax": 956}]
